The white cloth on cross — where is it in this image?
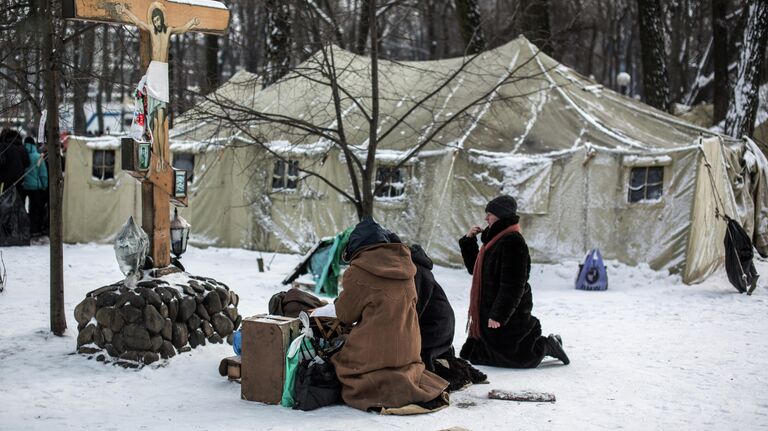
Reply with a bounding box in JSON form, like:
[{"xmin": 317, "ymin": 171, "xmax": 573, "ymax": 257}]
[{"xmin": 146, "ymin": 61, "xmax": 170, "ymax": 103}]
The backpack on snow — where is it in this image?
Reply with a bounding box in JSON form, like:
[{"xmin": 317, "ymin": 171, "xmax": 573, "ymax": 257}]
[{"xmin": 575, "ymin": 248, "xmax": 608, "ymax": 291}]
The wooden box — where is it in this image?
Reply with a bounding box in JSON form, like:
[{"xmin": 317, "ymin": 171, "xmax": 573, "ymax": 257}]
[{"xmin": 240, "ymin": 314, "xmax": 300, "ymax": 404}]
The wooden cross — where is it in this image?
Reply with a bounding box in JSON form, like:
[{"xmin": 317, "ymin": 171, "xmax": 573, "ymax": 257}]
[{"xmin": 64, "ymin": 0, "xmax": 229, "ymax": 268}]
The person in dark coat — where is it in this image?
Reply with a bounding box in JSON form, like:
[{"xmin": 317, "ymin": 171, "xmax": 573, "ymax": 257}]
[
  {"xmin": 0, "ymin": 129, "xmax": 30, "ymax": 193},
  {"xmin": 410, "ymin": 243, "xmax": 455, "ymax": 369},
  {"xmin": 0, "ymin": 129, "xmax": 32, "ymax": 246},
  {"xmin": 458, "ymin": 195, "xmax": 569, "ymax": 368},
  {"xmin": 407, "ymin": 242, "xmax": 487, "ymax": 391}
]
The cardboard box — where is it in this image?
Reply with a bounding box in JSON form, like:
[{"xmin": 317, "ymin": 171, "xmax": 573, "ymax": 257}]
[{"xmin": 240, "ymin": 314, "xmax": 300, "ymax": 404}]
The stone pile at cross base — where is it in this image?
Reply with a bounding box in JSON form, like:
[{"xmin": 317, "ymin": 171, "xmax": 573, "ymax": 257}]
[{"xmin": 74, "ymin": 273, "xmax": 242, "ymax": 367}]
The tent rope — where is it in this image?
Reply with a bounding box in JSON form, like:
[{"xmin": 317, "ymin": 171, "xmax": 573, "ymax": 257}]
[{"xmin": 698, "ymin": 141, "xmax": 727, "ymax": 220}]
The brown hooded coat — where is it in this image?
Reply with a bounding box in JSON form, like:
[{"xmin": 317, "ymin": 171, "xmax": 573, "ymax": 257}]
[{"xmin": 331, "ymin": 243, "xmax": 448, "ymax": 411}]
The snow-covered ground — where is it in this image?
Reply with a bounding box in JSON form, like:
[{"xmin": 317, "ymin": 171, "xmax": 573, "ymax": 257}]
[{"xmin": 1, "ymin": 243, "xmax": 767, "ymax": 430}]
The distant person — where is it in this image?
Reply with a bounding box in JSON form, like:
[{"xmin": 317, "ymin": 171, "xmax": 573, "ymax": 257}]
[
  {"xmin": 332, "ymin": 217, "xmax": 449, "ymax": 413},
  {"xmin": 459, "ymin": 195, "xmax": 570, "ymax": 368},
  {"xmin": 21, "ymin": 137, "xmax": 48, "ymax": 237},
  {"xmin": 0, "ymin": 129, "xmax": 31, "ymax": 246},
  {"xmin": 0, "ymin": 129, "xmax": 30, "ymax": 194}
]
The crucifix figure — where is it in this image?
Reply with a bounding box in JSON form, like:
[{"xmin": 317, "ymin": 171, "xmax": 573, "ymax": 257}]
[
  {"xmin": 115, "ymin": 2, "xmax": 198, "ymax": 171},
  {"xmin": 64, "ymin": 0, "xmax": 229, "ymax": 269}
]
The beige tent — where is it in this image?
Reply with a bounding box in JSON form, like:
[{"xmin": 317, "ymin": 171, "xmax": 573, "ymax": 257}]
[{"xmin": 63, "ymin": 38, "xmax": 768, "ymax": 284}]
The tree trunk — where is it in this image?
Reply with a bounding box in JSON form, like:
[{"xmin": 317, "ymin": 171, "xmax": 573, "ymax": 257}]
[
  {"xmin": 725, "ymin": 1, "xmax": 768, "ymax": 139},
  {"xmin": 264, "ymin": 0, "xmax": 291, "ymax": 87},
  {"xmin": 518, "ymin": 0, "xmax": 552, "ymax": 56},
  {"xmin": 425, "ymin": 0, "xmax": 438, "ymax": 59},
  {"xmin": 204, "ymin": 34, "xmax": 220, "ymax": 94},
  {"xmin": 636, "ymin": 0, "xmax": 671, "ymax": 112},
  {"xmin": 354, "ymin": 0, "xmax": 371, "ymax": 55},
  {"xmin": 455, "ymin": 0, "xmax": 485, "ymax": 54},
  {"xmin": 96, "ymin": 25, "xmax": 109, "ymax": 134},
  {"xmin": 242, "ymin": 0, "xmax": 260, "ymax": 73},
  {"xmin": 361, "ymin": 0, "xmax": 378, "ymax": 220},
  {"xmin": 72, "ymin": 25, "xmax": 95, "ymax": 134},
  {"xmin": 712, "ymin": 0, "xmax": 729, "ymax": 124},
  {"xmin": 43, "ymin": 0, "xmax": 66, "ymax": 336}
]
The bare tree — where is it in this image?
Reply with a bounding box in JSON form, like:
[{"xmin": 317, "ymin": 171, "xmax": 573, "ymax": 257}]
[
  {"xmin": 518, "ymin": 0, "xmax": 552, "ymax": 56},
  {"xmin": 455, "ymin": 0, "xmax": 485, "ymax": 54},
  {"xmin": 42, "ymin": 0, "xmax": 66, "ymax": 336},
  {"xmin": 264, "ymin": 0, "xmax": 292, "ymax": 87},
  {"xmin": 186, "ymin": 4, "xmax": 546, "ymax": 220},
  {"xmin": 636, "ymin": 0, "xmax": 670, "ymax": 111},
  {"xmin": 712, "ymin": 0, "xmax": 729, "ymax": 124},
  {"xmin": 354, "ymin": 0, "xmax": 372, "ymax": 54},
  {"xmin": 203, "ymin": 34, "xmax": 220, "ymax": 94},
  {"xmin": 71, "ymin": 24, "xmax": 95, "ymax": 134},
  {"xmin": 725, "ymin": 1, "xmax": 768, "ymax": 139},
  {"xmin": 96, "ymin": 25, "xmax": 111, "ymax": 134}
]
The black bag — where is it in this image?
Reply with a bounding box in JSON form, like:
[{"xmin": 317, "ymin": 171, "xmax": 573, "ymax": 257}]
[
  {"xmin": 724, "ymin": 218, "xmax": 759, "ymax": 294},
  {"xmin": 292, "ymin": 359, "xmax": 341, "ymax": 411}
]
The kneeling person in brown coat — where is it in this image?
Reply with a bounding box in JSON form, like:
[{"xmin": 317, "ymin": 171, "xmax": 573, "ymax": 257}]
[{"xmin": 331, "ymin": 217, "xmax": 449, "ymax": 412}]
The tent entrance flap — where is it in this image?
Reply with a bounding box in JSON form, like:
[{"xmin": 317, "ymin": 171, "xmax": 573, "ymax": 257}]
[{"xmin": 684, "ymin": 138, "xmax": 739, "ymax": 284}]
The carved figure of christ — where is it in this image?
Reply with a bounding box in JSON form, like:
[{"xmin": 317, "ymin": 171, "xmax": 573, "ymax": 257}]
[{"xmin": 115, "ymin": 2, "xmax": 198, "ymax": 171}]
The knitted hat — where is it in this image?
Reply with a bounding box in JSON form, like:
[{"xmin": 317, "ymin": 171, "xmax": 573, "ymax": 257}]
[{"xmin": 485, "ymin": 195, "xmax": 518, "ymax": 219}]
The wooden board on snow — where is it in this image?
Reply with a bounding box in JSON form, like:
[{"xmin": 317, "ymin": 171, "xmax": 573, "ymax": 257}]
[{"xmin": 488, "ymin": 389, "xmax": 556, "ymax": 403}]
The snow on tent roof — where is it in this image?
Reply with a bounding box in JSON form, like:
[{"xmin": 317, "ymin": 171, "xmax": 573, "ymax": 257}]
[{"xmin": 171, "ymin": 37, "xmax": 729, "ymax": 157}]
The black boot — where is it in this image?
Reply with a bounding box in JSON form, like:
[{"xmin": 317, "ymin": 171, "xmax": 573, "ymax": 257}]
[
  {"xmin": 433, "ymin": 355, "xmax": 488, "ymax": 392},
  {"xmin": 545, "ymin": 334, "xmax": 570, "ymax": 365}
]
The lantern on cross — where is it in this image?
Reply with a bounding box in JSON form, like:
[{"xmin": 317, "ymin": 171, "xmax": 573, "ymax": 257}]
[{"xmin": 170, "ymin": 208, "xmax": 190, "ymax": 259}]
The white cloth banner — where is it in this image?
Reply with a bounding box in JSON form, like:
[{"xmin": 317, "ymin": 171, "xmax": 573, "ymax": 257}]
[{"xmin": 37, "ymin": 109, "xmax": 47, "ymax": 144}]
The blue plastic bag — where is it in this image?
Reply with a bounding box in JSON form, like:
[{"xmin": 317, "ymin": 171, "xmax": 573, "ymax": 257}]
[
  {"xmin": 232, "ymin": 330, "xmax": 242, "ymax": 355},
  {"xmin": 575, "ymin": 248, "xmax": 608, "ymax": 291}
]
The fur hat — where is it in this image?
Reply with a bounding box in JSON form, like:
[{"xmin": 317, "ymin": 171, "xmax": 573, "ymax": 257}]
[{"xmin": 485, "ymin": 195, "xmax": 518, "ymax": 219}]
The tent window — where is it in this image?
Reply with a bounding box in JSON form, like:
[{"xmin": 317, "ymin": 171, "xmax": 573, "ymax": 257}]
[
  {"xmin": 375, "ymin": 166, "xmax": 406, "ymax": 198},
  {"xmin": 92, "ymin": 149, "xmax": 115, "ymax": 180},
  {"xmin": 173, "ymin": 153, "xmax": 195, "ymax": 182},
  {"xmin": 273, "ymin": 159, "xmax": 299, "ymax": 190},
  {"xmin": 628, "ymin": 166, "xmax": 663, "ymax": 203}
]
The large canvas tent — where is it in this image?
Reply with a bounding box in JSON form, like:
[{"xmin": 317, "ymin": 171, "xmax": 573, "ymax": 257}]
[{"xmin": 63, "ymin": 37, "xmax": 768, "ymax": 284}]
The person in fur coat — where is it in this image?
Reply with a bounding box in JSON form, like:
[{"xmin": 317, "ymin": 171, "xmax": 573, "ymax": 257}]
[{"xmin": 458, "ymin": 195, "xmax": 570, "ymax": 368}]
